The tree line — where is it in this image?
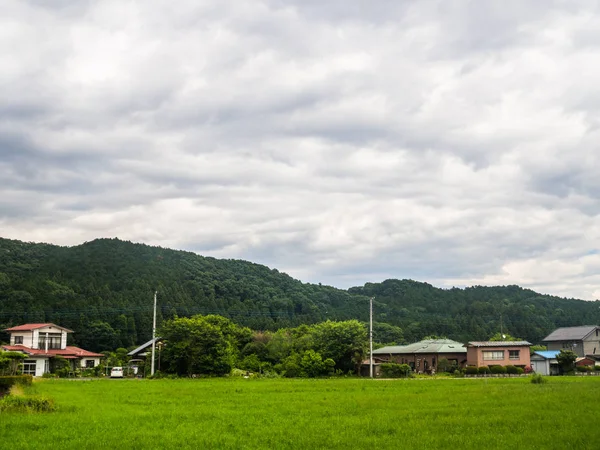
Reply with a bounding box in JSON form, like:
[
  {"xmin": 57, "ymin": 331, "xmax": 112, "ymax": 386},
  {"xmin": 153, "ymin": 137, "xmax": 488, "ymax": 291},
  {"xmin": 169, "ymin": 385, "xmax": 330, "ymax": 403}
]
[{"xmin": 1, "ymin": 237, "xmax": 599, "ymax": 351}]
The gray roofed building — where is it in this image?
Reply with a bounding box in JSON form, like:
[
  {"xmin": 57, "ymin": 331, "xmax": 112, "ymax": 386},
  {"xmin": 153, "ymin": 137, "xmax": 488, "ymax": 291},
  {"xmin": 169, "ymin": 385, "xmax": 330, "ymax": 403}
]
[
  {"xmin": 542, "ymin": 326, "xmax": 600, "ymax": 357},
  {"xmin": 128, "ymin": 337, "xmax": 162, "ymax": 357},
  {"xmin": 543, "ymin": 326, "xmax": 598, "ymax": 342},
  {"xmin": 373, "ymin": 339, "xmax": 466, "ymax": 355}
]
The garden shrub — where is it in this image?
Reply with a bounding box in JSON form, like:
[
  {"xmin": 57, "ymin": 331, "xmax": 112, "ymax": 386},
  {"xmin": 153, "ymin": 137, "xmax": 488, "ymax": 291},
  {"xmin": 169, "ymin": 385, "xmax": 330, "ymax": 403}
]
[
  {"xmin": 516, "ymin": 367, "xmax": 524, "ymax": 375},
  {"xmin": 380, "ymin": 363, "xmax": 412, "ymax": 378},
  {"xmin": 0, "ymin": 375, "xmax": 33, "ymax": 394},
  {"xmin": 478, "ymin": 366, "xmax": 490, "ymax": 375},
  {"xmin": 576, "ymin": 366, "xmax": 592, "ymax": 372},
  {"xmin": 530, "ymin": 373, "xmax": 547, "ymax": 384},
  {"xmin": 505, "ymin": 365, "xmax": 518, "ymax": 375},
  {"xmin": 465, "ymin": 366, "xmax": 478, "ymax": 375},
  {"xmin": 437, "ymin": 358, "xmax": 451, "ymax": 373},
  {"xmin": 490, "ymin": 365, "xmax": 507, "ymax": 374},
  {"xmin": 595, "ymin": 366, "xmax": 600, "ymax": 372}
]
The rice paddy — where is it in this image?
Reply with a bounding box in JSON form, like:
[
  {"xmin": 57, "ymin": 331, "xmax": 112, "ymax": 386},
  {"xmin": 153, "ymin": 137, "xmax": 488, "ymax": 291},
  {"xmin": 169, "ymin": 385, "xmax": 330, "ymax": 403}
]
[{"xmin": 1, "ymin": 376, "xmax": 600, "ymax": 449}]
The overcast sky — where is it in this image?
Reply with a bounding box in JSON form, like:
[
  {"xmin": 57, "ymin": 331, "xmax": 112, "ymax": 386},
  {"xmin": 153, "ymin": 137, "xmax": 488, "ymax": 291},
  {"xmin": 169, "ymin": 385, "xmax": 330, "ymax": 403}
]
[{"xmin": 1, "ymin": 1, "xmax": 599, "ymax": 300}]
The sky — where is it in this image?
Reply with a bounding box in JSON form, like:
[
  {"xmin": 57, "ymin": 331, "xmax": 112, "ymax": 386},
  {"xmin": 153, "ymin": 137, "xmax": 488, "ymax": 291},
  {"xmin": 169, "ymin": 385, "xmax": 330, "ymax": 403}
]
[{"xmin": 1, "ymin": 1, "xmax": 600, "ymax": 300}]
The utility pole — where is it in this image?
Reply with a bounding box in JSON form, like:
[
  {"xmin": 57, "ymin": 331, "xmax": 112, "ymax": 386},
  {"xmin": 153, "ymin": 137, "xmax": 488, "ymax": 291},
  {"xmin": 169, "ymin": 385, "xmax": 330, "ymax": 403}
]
[
  {"xmin": 369, "ymin": 296, "xmax": 374, "ymax": 378},
  {"xmin": 151, "ymin": 291, "xmax": 157, "ymax": 376}
]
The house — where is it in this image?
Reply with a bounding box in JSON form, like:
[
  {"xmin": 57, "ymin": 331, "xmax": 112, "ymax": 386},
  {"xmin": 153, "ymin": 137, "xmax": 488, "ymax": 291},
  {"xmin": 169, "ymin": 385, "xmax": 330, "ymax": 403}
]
[
  {"xmin": 530, "ymin": 350, "xmax": 560, "ymax": 375},
  {"xmin": 465, "ymin": 341, "xmax": 531, "ymax": 368},
  {"xmin": 1, "ymin": 323, "xmax": 104, "ymax": 376},
  {"xmin": 127, "ymin": 337, "xmax": 162, "ymax": 359},
  {"xmin": 542, "ymin": 326, "xmax": 600, "ymax": 357},
  {"xmin": 372, "ymin": 339, "xmax": 467, "ymax": 373},
  {"xmin": 575, "ymin": 356, "xmax": 597, "ymax": 367}
]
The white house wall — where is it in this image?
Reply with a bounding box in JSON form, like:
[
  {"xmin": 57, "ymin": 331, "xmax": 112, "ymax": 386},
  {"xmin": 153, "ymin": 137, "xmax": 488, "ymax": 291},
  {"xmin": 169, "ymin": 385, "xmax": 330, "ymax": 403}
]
[{"xmin": 10, "ymin": 332, "xmax": 33, "ymax": 347}]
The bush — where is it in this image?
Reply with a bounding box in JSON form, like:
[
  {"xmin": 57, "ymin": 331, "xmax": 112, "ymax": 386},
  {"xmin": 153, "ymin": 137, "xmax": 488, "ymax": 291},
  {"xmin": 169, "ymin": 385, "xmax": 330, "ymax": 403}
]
[
  {"xmin": 0, "ymin": 395, "xmax": 56, "ymax": 412},
  {"xmin": 0, "ymin": 375, "xmax": 33, "ymax": 393},
  {"xmin": 516, "ymin": 367, "xmax": 524, "ymax": 375},
  {"xmin": 530, "ymin": 373, "xmax": 547, "ymax": 384},
  {"xmin": 465, "ymin": 366, "xmax": 478, "ymax": 375},
  {"xmin": 576, "ymin": 366, "xmax": 592, "ymax": 372},
  {"xmin": 490, "ymin": 365, "xmax": 507, "ymax": 374},
  {"xmin": 595, "ymin": 366, "xmax": 600, "ymax": 372},
  {"xmin": 437, "ymin": 358, "xmax": 451, "ymax": 373},
  {"xmin": 478, "ymin": 366, "xmax": 490, "ymax": 375},
  {"xmin": 41, "ymin": 373, "xmax": 57, "ymax": 379},
  {"xmin": 505, "ymin": 365, "xmax": 518, "ymax": 375},
  {"xmin": 380, "ymin": 363, "xmax": 412, "ymax": 378}
]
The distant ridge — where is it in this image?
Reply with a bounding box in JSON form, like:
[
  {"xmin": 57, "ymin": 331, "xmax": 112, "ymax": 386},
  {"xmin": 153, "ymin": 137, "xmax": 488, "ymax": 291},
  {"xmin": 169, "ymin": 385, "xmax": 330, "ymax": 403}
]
[{"xmin": 1, "ymin": 237, "xmax": 598, "ymax": 352}]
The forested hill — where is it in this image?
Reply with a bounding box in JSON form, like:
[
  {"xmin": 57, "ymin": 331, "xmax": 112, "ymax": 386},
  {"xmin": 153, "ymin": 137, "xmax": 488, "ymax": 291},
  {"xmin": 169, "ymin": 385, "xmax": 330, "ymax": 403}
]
[{"xmin": 1, "ymin": 237, "xmax": 598, "ymax": 352}]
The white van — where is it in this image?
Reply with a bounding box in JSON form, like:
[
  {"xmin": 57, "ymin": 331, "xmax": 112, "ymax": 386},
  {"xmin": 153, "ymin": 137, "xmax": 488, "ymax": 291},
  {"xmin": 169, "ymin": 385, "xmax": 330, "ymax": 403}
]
[{"xmin": 110, "ymin": 367, "xmax": 124, "ymax": 378}]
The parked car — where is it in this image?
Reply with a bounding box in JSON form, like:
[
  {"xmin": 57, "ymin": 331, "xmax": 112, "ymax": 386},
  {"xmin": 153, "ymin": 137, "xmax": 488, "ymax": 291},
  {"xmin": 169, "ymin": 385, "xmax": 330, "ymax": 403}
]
[{"xmin": 110, "ymin": 367, "xmax": 124, "ymax": 378}]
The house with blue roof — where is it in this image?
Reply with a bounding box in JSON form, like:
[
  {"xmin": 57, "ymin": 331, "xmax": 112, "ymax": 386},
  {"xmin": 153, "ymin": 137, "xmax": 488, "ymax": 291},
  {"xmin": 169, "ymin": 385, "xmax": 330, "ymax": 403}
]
[{"xmin": 530, "ymin": 350, "xmax": 561, "ymax": 376}]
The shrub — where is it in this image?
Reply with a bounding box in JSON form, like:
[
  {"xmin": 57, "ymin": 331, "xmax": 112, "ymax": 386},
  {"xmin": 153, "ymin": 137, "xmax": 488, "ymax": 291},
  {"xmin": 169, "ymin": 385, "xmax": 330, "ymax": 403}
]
[
  {"xmin": 505, "ymin": 365, "xmax": 518, "ymax": 375},
  {"xmin": 576, "ymin": 366, "xmax": 592, "ymax": 372},
  {"xmin": 595, "ymin": 366, "xmax": 600, "ymax": 372},
  {"xmin": 41, "ymin": 373, "xmax": 57, "ymax": 379},
  {"xmin": 0, "ymin": 395, "xmax": 56, "ymax": 412},
  {"xmin": 478, "ymin": 366, "xmax": 490, "ymax": 375},
  {"xmin": 465, "ymin": 366, "xmax": 478, "ymax": 375},
  {"xmin": 524, "ymin": 366, "xmax": 533, "ymax": 374},
  {"xmin": 0, "ymin": 375, "xmax": 33, "ymax": 393},
  {"xmin": 490, "ymin": 365, "xmax": 507, "ymax": 374},
  {"xmin": 516, "ymin": 367, "xmax": 524, "ymax": 375},
  {"xmin": 437, "ymin": 358, "xmax": 451, "ymax": 373},
  {"xmin": 380, "ymin": 363, "xmax": 412, "ymax": 378},
  {"xmin": 530, "ymin": 373, "xmax": 547, "ymax": 384}
]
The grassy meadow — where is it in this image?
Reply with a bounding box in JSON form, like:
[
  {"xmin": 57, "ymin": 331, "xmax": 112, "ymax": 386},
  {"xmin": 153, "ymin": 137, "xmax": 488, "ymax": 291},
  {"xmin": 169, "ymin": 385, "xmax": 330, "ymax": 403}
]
[{"xmin": 2, "ymin": 376, "xmax": 600, "ymax": 449}]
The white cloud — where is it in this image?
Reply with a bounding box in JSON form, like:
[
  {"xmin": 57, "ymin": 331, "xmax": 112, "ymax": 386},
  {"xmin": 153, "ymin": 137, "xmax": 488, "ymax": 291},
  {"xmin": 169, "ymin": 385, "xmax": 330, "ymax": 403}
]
[{"xmin": 1, "ymin": 0, "xmax": 600, "ymax": 299}]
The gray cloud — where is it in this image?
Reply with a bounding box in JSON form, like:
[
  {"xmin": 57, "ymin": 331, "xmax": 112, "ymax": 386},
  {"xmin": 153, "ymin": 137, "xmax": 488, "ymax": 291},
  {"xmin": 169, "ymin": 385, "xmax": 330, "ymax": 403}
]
[{"xmin": 1, "ymin": 0, "xmax": 600, "ymax": 299}]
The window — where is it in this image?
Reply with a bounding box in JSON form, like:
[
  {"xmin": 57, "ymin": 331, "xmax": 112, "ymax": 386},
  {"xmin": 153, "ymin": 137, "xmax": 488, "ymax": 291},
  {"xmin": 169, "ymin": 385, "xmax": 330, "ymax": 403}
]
[
  {"xmin": 85, "ymin": 360, "xmax": 95, "ymax": 368},
  {"xmin": 14, "ymin": 336, "xmax": 23, "ymax": 344},
  {"xmin": 509, "ymin": 350, "xmax": 520, "ymax": 360},
  {"xmin": 22, "ymin": 360, "xmax": 36, "ymax": 375},
  {"xmin": 483, "ymin": 351, "xmax": 504, "ymax": 361},
  {"xmin": 38, "ymin": 333, "xmax": 62, "ymax": 349}
]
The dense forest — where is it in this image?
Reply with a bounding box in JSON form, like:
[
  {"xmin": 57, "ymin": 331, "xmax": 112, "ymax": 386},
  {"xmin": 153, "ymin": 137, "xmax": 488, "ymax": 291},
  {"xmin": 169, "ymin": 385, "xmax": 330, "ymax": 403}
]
[{"xmin": 1, "ymin": 237, "xmax": 598, "ymax": 352}]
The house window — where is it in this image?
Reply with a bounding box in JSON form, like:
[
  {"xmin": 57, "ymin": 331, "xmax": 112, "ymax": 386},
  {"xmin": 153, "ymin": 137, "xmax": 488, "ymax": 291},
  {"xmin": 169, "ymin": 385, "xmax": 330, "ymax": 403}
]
[
  {"xmin": 85, "ymin": 360, "xmax": 95, "ymax": 368},
  {"xmin": 14, "ymin": 336, "xmax": 23, "ymax": 344},
  {"xmin": 22, "ymin": 360, "xmax": 36, "ymax": 375},
  {"xmin": 483, "ymin": 351, "xmax": 504, "ymax": 361},
  {"xmin": 38, "ymin": 333, "xmax": 62, "ymax": 350},
  {"xmin": 509, "ymin": 350, "xmax": 520, "ymax": 360}
]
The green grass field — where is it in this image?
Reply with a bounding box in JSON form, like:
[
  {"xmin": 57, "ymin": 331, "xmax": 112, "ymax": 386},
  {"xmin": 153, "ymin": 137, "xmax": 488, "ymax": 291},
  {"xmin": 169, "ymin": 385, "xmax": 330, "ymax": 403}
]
[{"xmin": 2, "ymin": 377, "xmax": 600, "ymax": 449}]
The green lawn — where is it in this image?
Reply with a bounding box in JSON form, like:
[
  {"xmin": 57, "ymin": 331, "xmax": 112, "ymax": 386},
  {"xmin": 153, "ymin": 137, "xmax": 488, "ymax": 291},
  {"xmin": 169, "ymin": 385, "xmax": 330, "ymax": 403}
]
[{"xmin": 2, "ymin": 377, "xmax": 600, "ymax": 449}]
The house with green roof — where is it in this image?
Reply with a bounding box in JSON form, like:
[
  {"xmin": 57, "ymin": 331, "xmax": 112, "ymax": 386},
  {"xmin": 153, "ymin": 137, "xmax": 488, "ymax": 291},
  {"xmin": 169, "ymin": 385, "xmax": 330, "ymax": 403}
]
[{"xmin": 372, "ymin": 339, "xmax": 467, "ymax": 374}]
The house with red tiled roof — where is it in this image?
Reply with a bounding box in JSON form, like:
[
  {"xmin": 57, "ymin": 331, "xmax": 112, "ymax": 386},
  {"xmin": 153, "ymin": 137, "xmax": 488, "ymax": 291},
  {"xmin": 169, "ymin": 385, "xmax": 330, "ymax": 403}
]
[{"xmin": 1, "ymin": 323, "xmax": 103, "ymax": 376}]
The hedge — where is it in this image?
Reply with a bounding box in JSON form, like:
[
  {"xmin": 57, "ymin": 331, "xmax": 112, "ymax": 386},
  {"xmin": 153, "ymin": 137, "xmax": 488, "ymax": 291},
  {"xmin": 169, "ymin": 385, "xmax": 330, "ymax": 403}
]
[
  {"xmin": 489, "ymin": 365, "xmax": 507, "ymax": 374},
  {"xmin": 0, "ymin": 375, "xmax": 33, "ymax": 392}
]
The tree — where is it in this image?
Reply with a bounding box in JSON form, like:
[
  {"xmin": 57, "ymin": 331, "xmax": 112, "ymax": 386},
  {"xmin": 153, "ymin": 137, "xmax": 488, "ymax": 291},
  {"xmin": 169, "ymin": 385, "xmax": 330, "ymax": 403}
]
[
  {"xmin": 311, "ymin": 320, "xmax": 367, "ymax": 373},
  {"xmin": 556, "ymin": 350, "xmax": 577, "ymax": 373},
  {"xmin": 0, "ymin": 351, "xmax": 26, "ymax": 375},
  {"xmin": 300, "ymin": 350, "xmax": 335, "ymax": 377},
  {"xmin": 159, "ymin": 315, "xmax": 249, "ymax": 376},
  {"xmin": 489, "ymin": 332, "xmax": 521, "ymax": 341}
]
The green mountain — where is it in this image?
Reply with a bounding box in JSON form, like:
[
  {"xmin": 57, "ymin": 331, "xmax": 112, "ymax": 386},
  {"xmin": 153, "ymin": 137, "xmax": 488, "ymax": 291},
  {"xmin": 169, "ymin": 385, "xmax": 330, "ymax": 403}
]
[{"xmin": 1, "ymin": 237, "xmax": 598, "ymax": 351}]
